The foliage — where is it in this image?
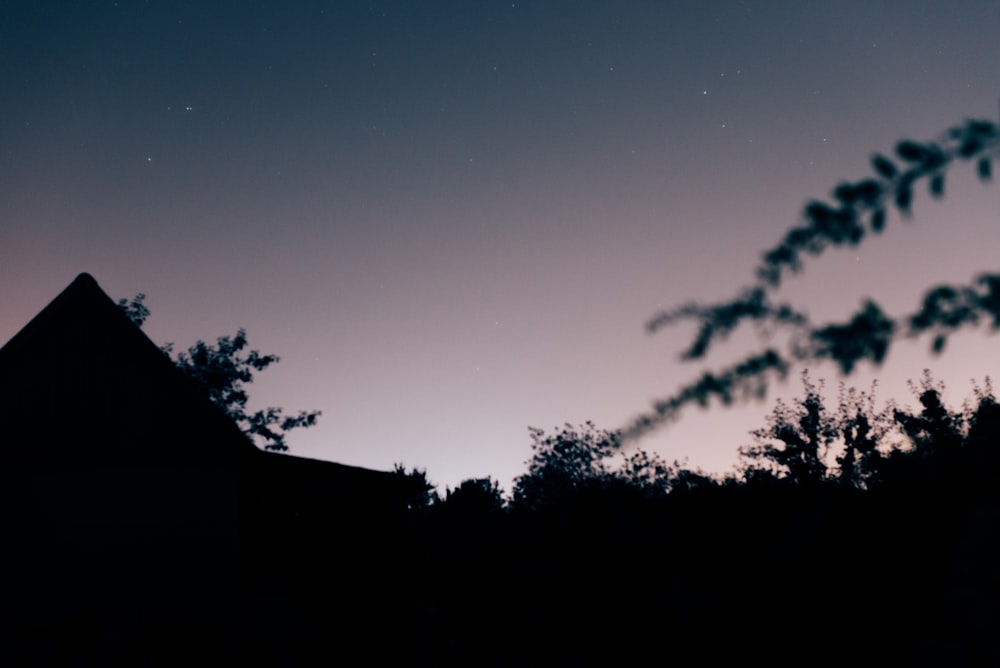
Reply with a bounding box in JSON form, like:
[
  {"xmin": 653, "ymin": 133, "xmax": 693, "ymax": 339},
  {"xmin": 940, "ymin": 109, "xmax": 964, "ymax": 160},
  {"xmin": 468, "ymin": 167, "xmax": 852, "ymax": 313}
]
[
  {"xmin": 117, "ymin": 294, "xmax": 150, "ymax": 328},
  {"xmin": 740, "ymin": 369, "xmax": 1000, "ymax": 490},
  {"xmin": 833, "ymin": 380, "xmax": 898, "ymax": 489},
  {"xmin": 888, "ymin": 370, "xmax": 998, "ymax": 459},
  {"xmin": 630, "ymin": 117, "xmax": 1000, "ymax": 440},
  {"xmin": 393, "ymin": 464, "xmax": 440, "ymax": 511},
  {"xmin": 439, "ymin": 477, "xmax": 506, "ymax": 516},
  {"xmin": 167, "ymin": 331, "xmax": 320, "ymax": 451},
  {"xmin": 739, "ymin": 371, "xmax": 900, "ymax": 488},
  {"xmin": 615, "ymin": 448, "xmax": 678, "ymax": 497},
  {"xmin": 893, "ymin": 370, "xmax": 964, "ymax": 454},
  {"xmin": 755, "ymin": 120, "xmax": 997, "ymax": 288},
  {"xmin": 963, "ymin": 376, "xmax": 997, "ymax": 432},
  {"xmin": 511, "ymin": 421, "xmax": 618, "ymax": 511},
  {"xmin": 118, "ymin": 295, "xmax": 320, "ymax": 452},
  {"xmin": 511, "ymin": 421, "xmax": 714, "ymax": 511},
  {"xmin": 740, "ymin": 371, "xmax": 838, "ymax": 486}
]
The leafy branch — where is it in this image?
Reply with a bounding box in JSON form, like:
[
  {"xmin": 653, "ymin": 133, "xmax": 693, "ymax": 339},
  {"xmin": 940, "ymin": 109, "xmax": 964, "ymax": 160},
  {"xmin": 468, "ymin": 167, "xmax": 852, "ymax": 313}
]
[
  {"xmin": 628, "ymin": 118, "xmax": 1000, "ymax": 441},
  {"xmin": 117, "ymin": 296, "xmax": 320, "ymax": 451},
  {"xmin": 758, "ymin": 118, "xmax": 998, "ymax": 288}
]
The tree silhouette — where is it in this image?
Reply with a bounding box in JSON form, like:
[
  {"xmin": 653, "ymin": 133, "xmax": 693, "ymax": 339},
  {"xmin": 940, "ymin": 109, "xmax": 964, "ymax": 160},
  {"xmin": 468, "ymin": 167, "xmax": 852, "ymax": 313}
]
[
  {"xmin": 117, "ymin": 293, "xmax": 150, "ymax": 327},
  {"xmin": 834, "ymin": 384, "xmax": 889, "ymax": 490},
  {"xmin": 629, "ymin": 117, "xmax": 1000, "ymax": 440},
  {"xmin": 117, "ymin": 294, "xmax": 320, "ymax": 451},
  {"xmin": 511, "ymin": 422, "xmax": 619, "ymax": 512},
  {"xmin": 740, "ymin": 371, "xmax": 837, "ymax": 486},
  {"xmin": 740, "ymin": 372, "xmax": 903, "ymax": 489},
  {"xmin": 440, "ymin": 477, "xmax": 506, "ymax": 516},
  {"xmin": 392, "ymin": 464, "xmax": 439, "ymax": 511},
  {"xmin": 893, "ymin": 371, "xmax": 965, "ymax": 455},
  {"xmin": 739, "ymin": 368, "xmax": 1000, "ymax": 494},
  {"xmin": 510, "ymin": 422, "xmax": 714, "ymax": 511},
  {"xmin": 168, "ymin": 331, "xmax": 320, "ymax": 451}
]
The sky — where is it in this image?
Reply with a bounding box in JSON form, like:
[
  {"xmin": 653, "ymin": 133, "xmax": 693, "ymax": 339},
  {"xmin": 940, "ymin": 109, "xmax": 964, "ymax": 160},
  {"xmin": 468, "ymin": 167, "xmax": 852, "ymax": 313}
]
[{"xmin": 3, "ymin": 1, "xmax": 1000, "ymax": 492}]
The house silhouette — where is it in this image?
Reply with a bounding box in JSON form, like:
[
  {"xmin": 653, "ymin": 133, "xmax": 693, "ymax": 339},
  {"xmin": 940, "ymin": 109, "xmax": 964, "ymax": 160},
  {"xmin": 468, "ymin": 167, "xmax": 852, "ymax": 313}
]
[{"xmin": 0, "ymin": 273, "xmax": 418, "ymax": 665}]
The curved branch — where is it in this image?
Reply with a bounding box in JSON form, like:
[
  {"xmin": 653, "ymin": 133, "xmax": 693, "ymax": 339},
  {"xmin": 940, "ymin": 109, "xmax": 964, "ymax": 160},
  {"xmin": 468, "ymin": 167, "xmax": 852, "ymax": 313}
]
[
  {"xmin": 646, "ymin": 287, "xmax": 807, "ymax": 360},
  {"xmin": 757, "ymin": 119, "xmax": 999, "ymax": 288},
  {"xmin": 625, "ymin": 349, "xmax": 791, "ymax": 441},
  {"xmin": 629, "ymin": 271, "xmax": 1000, "ymax": 442},
  {"xmin": 643, "ymin": 118, "xmax": 1000, "ymax": 387}
]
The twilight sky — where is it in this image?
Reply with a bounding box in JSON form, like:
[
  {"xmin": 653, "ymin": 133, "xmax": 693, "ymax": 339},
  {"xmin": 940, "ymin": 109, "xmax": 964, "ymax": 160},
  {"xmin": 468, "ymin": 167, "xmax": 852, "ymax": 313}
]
[{"xmin": 3, "ymin": 1, "xmax": 1000, "ymax": 492}]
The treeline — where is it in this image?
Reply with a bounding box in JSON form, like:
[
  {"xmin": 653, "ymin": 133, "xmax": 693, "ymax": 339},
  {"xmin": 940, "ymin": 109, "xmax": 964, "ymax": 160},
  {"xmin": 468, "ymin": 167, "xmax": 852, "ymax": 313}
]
[
  {"xmin": 236, "ymin": 115, "xmax": 1000, "ymax": 665},
  {"xmin": 366, "ymin": 372, "xmax": 1000, "ymax": 666},
  {"xmin": 404, "ymin": 370, "xmax": 999, "ymax": 510}
]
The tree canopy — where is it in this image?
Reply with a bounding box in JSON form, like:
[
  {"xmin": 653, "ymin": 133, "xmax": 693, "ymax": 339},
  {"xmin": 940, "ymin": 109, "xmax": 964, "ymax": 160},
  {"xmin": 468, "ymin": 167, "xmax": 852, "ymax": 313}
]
[
  {"xmin": 117, "ymin": 294, "xmax": 319, "ymax": 451},
  {"xmin": 628, "ymin": 117, "xmax": 1000, "ymax": 440}
]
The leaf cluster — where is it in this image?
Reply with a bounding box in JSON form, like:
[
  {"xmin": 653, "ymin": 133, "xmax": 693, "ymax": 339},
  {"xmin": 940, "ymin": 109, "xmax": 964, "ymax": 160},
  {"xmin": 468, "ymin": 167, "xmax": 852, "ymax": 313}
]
[
  {"xmin": 511, "ymin": 421, "xmax": 713, "ymax": 512},
  {"xmin": 740, "ymin": 371, "xmax": 896, "ymax": 489},
  {"xmin": 630, "ymin": 117, "xmax": 1000, "ymax": 440},
  {"xmin": 116, "ymin": 294, "xmax": 150, "ymax": 327},
  {"xmin": 117, "ymin": 296, "xmax": 320, "ymax": 451},
  {"xmin": 740, "ymin": 370, "xmax": 997, "ymax": 491},
  {"xmin": 759, "ymin": 119, "xmax": 997, "ymax": 287},
  {"xmin": 170, "ymin": 330, "xmax": 320, "ymax": 451}
]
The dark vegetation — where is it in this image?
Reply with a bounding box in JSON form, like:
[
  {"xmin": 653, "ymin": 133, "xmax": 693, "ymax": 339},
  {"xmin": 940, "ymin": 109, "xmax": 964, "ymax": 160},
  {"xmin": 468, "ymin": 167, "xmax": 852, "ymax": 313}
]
[
  {"xmin": 97, "ymin": 116, "xmax": 1000, "ymax": 664},
  {"xmin": 368, "ymin": 116, "xmax": 1000, "ymax": 664},
  {"xmin": 629, "ymin": 116, "xmax": 1000, "ymax": 439},
  {"xmin": 117, "ymin": 294, "xmax": 320, "ymax": 452},
  {"xmin": 378, "ymin": 374, "xmax": 1000, "ymax": 665}
]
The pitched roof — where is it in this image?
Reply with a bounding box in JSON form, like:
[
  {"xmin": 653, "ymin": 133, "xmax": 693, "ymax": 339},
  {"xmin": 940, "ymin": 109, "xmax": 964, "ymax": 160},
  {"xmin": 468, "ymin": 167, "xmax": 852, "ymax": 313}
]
[
  {"xmin": 0, "ymin": 273, "xmax": 420, "ymax": 499},
  {"xmin": 0, "ymin": 272, "xmax": 420, "ymax": 647},
  {"xmin": 0, "ymin": 273, "xmax": 257, "ymax": 466}
]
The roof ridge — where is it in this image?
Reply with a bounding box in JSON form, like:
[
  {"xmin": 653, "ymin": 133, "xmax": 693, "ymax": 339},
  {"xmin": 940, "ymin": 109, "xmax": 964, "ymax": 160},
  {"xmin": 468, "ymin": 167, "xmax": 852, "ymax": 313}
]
[{"xmin": 0, "ymin": 272, "xmax": 260, "ymax": 463}]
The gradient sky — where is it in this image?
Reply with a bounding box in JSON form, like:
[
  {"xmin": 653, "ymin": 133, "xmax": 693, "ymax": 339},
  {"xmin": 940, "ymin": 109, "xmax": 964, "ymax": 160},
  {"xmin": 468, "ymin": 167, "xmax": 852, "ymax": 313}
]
[{"xmin": 3, "ymin": 1, "xmax": 1000, "ymax": 492}]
